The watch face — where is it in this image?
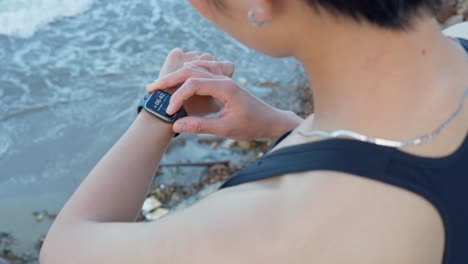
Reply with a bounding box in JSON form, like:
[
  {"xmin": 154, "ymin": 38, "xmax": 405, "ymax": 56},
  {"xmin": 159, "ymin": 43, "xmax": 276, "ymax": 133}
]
[{"xmin": 144, "ymin": 91, "xmax": 178, "ymax": 122}]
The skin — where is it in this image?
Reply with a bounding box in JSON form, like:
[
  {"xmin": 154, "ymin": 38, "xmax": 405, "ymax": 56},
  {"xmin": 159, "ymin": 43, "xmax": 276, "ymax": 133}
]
[{"xmin": 40, "ymin": 0, "xmax": 468, "ymax": 263}]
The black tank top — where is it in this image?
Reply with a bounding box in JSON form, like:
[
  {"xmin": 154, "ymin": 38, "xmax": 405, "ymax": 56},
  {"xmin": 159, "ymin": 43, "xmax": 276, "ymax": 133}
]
[{"xmin": 220, "ymin": 38, "xmax": 468, "ymax": 264}]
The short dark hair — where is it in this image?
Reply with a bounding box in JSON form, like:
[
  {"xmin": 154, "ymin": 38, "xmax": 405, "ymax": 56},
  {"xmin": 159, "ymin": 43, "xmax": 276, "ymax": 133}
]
[{"xmin": 306, "ymin": 0, "xmax": 442, "ymax": 29}]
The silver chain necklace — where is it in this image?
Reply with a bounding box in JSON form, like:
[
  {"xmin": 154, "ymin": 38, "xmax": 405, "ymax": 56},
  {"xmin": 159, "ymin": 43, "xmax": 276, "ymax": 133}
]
[{"xmin": 294, "ymin": 89, "xmax": 468, "ymax": 148}]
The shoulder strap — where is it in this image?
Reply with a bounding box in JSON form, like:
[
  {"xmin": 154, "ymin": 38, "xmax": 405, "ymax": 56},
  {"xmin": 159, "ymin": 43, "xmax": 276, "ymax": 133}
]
[
  {"xmin": 220, "ymin": 139, "xmax": 393, "ymax": 188},
  {"xmin": 457, "ymin": 38, "xmax": 468, "ymax": 52},
  {"xmin": 221, "ymin": 133, "xmax": 468, "ymax": 189}
]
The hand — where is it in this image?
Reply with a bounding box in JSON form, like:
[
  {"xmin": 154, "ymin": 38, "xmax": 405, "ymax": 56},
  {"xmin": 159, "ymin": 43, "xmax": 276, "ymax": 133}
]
[
  {"xmin": 157, "ymin": 48, "xmax": 217, "ymax": 79},
  {"xmin": 146, "ymin": 65, "xmax": 302, "ymax": 140},
  {"xmin": 149, "ymin": 49, "xmax": 235, "ymax": 116}
]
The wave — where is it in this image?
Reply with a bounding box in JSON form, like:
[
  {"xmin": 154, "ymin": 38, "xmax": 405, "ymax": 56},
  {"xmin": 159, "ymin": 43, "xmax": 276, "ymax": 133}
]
[{"xmin": 0, "ymin": 0, "xmax": 93, "ymax": 38}]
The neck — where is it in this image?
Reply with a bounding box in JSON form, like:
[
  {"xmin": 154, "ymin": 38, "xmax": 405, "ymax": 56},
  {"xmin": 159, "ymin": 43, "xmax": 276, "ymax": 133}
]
[{"xmin": 294, "ymin": 17, "xmax": 467, "ymax": 139}]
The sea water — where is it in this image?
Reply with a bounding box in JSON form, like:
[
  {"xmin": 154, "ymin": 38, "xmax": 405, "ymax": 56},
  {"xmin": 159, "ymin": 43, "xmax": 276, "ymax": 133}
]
[{"xmin": 0, "ymin": 0, "xmax": 302, "ymax": 257}]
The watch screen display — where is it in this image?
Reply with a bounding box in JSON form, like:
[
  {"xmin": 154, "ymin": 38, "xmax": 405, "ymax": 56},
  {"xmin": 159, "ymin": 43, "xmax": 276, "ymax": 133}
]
[{"xmin": 144, "ymin": 91, "xmax": 176, "ymax": 121}]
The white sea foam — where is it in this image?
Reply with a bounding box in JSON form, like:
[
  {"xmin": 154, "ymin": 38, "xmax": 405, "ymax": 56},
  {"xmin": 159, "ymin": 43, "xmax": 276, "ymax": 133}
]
[
  {"xmin": 0, "ymin": 133, "xmax": 10, "ymax": 160},
  {"xmin": 0, "ymin": 0, "xmax": 94, "ymax": 38}
]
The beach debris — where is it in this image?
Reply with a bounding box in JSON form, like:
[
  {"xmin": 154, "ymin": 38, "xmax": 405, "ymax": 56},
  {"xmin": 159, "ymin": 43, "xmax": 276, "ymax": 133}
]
[
  {"xmin": 195, "ymin": 135, "xmax": 224, "ymax": 149},
  {"xmin": 222, "ymin": 139, "xmax": 271, "ymax": 153},
  {"xmin": 236, "ymin": 141, "xmax": 256, "ymax": 150},
  {"xmin": 259, "ymin": 81, "xmax": 278, "ymax": 87},
  {"xmin": 46, "ymin": 211, "xmax": 58, "ymax": 219},
  {"xmin": 222, "ymin": 139, "xmax": 237, "ymax": 149},
  {"xmin": 141, "ymin": 196, "xmax": 162, "ymax": 215},
  {"xmin": 170, "ymin": 193, "xmax": 183, "ymax": 203},
  {"xmin": 0, "ymin": 233, "xmax": 15, "ymax": 250},
  {"xmin": 35, "ymin": 235, "xmax": 46, "ymax": 252},
  {"xmin": 0, "ymin": 232, "xmax": 36, "ymax": 263},
  {"xmin": 160, "ymin": 161, "xmax": 230, "ymax": 168},
  {"xmin": 145, "ymin": 208, "xmax": 170, "ymax": 221},
  {"xmin": 32, "ymin": 210, "xmax": 57, "ymax": 222},
  {"xmin": 205, "ymin": 164, "xmax": 232, "ymax": 184},
  {"xmin": 238, "ymin": 77, "xmax": 248, "ymax": 85},
  {"xmin": 32, "ymin": 211, "xmax": 45, "ymax": 222}
]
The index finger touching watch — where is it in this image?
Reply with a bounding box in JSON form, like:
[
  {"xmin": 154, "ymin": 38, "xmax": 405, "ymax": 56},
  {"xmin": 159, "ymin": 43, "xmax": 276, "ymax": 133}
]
[{"xmin": 137, "ymin": 90, "xmax": 188, "ymax": 137}]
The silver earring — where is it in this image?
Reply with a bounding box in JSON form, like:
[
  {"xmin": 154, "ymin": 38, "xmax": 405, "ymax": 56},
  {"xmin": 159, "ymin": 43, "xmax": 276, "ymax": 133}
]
[{"xmin": 248, "ymin": 9, "xmax": 271, "ymax": 28}]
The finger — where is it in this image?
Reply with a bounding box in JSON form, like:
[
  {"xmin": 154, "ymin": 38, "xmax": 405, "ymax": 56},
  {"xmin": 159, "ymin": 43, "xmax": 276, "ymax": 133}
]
[
  {"xmin": 166, "ymin": 48, "xmax": 184, "ymax": 60},
  {"xmin": 197, "ymin": 53, "xmax": 215, "ymax": 61},
  {"xmin": 169, "ymin": 47, "xmax": 184, "ymax": 54},
  {"xmin": 184, "ymin": 60, "xmax": 235, "ymax": 77},
  {"xmin": 157, "ymin": 48, "xmax": 185, "ymax": 78},
  {"xmin": 167, "ymin": 77, "xmax": 234, "ymax": 114},
  {"xmin": 183, "ymin": 52, "xmax": 215, "ymax": 63},
  {"xmin": 183, "ymin": 51, "xmax": 203, "ymax": 60},
  {"xmin": 146, "ymin": 66, "xmax": 217, "ymax": 92},
  {"xmin": 173, "ymin": 116, "xmax": 227, "ymax": 135}
]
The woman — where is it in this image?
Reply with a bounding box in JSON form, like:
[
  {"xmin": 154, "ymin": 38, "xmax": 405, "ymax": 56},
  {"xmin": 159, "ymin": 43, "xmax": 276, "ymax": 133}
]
[{"xmin": 41, "ymin": 1, "xmax": 468, "ymax": 263}]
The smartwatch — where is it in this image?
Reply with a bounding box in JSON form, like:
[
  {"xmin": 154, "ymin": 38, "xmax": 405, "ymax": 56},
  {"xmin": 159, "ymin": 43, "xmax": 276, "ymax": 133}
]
[{"xmin": 138, "ymin": 90, "xmax": 187, "ymax": 130}]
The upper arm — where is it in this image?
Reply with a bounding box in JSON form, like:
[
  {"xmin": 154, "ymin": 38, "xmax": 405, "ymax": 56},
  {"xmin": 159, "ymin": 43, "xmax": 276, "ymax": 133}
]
[
  {"xmin": 443, "ymin": 21, "xmax": 468, "ymax": 39},
  {"xmin": 41, "ymin": 172, "xmax": 446, "ymax": 264},
  {"xmin": 40, "ymin": 188, "xmax": 289, "ymax": 264}
]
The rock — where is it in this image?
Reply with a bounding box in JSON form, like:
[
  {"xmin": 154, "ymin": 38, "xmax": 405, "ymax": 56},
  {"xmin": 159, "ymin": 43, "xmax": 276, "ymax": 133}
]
[
  {"xmin": 141, "ymin": 196, "xmax": 162, "ymax": 214},
  {"xmin": 145, "ymin": 208, "xmax": 170, "ymax": 221},
  {"xmin": 444, "ymin": 14, "xmax": 464, "ymax": 27},
  {"xmin": 438, "ymin": 0, "xmax": 458, "ymax": 22},
  {"xmin": 439, "ymin": 0, "xmax": 468, "ymax": 26}
]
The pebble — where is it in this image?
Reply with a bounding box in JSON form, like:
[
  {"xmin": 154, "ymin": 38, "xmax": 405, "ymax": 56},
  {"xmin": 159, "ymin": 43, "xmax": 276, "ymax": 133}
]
[
  {"xmin": 222, "ymin": 139, "xmax": 237, "ymax": 149},
  {"xmin": 145, "ymin": 208, "xmax": 170, "ymax": 221},
  {"xmin": 141, "ymin": 196, "xmax": 162, "ymax": 214},
  {"xmin": 236, "ymin": 141, "xmax": 255, "ymax": 150}
]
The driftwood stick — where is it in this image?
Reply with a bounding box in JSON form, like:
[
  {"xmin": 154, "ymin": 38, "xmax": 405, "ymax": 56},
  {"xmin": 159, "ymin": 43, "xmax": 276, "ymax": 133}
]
[{"xmin": 160, "ymin": 161, "xmax": 230, "ymax": 168}]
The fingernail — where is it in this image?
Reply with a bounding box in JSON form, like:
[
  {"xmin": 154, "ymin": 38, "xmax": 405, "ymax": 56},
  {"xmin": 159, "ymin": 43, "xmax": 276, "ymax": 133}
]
[
  {"xmin": 166, "ymin": 105, "xmax": 174, "ymax": 115},
  {"xmin": 174, "ymin": 122, "xmax": 187, "ymax": 133},
  {"xmin": 146, "ymin": 83, "xmax": 156, "ymax": 91}
]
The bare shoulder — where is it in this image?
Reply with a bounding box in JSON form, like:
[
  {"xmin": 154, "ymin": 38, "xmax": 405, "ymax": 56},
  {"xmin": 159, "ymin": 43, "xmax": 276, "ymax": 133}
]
[
  {"xmin": 146, "ymin": 170, "xmax": 445, "ymax": 264},
  {"xmin": 443, "ymin": 21, "xmax": 468, "ymax": 39}
]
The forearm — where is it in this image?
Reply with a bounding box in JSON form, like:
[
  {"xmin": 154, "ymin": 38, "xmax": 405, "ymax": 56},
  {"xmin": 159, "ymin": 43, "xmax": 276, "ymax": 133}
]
[{"xmin": 52, "ymin": 111, "xmax": 173, "ymax": 224}]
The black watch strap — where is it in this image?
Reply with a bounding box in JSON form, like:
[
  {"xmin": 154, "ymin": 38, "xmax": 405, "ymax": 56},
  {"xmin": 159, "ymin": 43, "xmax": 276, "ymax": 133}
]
[
  {"xmin": 137, "ymin": 92, "xmax": 187, "ymax": 137},
  {"xmin": 137, "ymin": 93, "xmax": 149, "ymax": 114}
]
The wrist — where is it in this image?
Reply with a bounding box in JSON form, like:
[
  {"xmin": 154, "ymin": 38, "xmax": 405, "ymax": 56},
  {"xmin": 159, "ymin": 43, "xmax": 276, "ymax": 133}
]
[
  {"xmin": 264, "ymin": 108, "xmax": 303, "ymax": 139},
  {"xmin": 136, "ymin": 110, "xmax": 175, "ymax": 137}
]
